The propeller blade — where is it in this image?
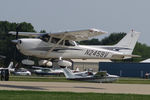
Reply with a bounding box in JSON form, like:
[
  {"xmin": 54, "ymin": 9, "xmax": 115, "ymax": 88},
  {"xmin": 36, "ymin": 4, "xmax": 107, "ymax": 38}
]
[
  {"xmin": 16, "ymin": 30, "xmax": 18, "ymax": 39},
  {"xmin": 16, "ymin": 24, "xmax": 20, "ymax": 39}
]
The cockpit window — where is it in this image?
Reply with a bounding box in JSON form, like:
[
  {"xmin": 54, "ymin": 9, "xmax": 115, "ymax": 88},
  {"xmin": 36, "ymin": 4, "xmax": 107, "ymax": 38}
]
[
  {"xmin": 49, "ymin": 37, "xmax": 76, "ymax": 46},
  {"xmin": 39, "ymin": 34, "xmax": 50, "ymax": 42},
  {"xmin": 65, "ymin": 40, "xmax": 75, "ymax": 46}
]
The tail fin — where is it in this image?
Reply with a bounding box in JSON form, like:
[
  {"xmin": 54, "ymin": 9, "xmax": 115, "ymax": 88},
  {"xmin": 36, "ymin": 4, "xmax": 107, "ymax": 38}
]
[
  {"xmin": 8, "ymin": 62, "xmax": 13, "ymax": 69},
  {"xmin": 62, "ymin": 67, "xmax": 75, "ymax": 79},
  {"xmin": 115, "ymin": 30, "xmax": 140, "ymax": 54}
]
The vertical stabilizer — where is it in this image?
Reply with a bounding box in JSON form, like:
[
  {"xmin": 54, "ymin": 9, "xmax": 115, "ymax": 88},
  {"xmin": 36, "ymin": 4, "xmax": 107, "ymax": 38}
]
[
  {"xmin": 8, "ymin": 62, "xmax": 13, "ymax": 69},
  {"xmin": 62, "ymin": 67, "xmax": 75, "ymax": 79},
  {"xmin": 115, "ymin": 30, "xmax": 140, "ymax": 54}
]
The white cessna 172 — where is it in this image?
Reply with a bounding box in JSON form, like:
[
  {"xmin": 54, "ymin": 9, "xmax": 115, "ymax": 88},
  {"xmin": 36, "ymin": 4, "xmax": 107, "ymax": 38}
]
[{"xmin": 9, "ymin": 28, "xmax": 140, "ymax": 66}]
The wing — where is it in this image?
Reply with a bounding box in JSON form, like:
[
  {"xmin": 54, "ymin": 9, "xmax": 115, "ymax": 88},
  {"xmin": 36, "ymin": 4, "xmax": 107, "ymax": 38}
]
[
  {"xmin": 112, "ymin": 54, "xmax": 141, "ymax": 59},
  {"xmin": 9, "ymin": 28, "xmax": 107, "ymax": 41},
  {"xmin": 9, "ymin": 31, "xmax": 45, "ymax": 37},
  {"xmin": 50, "ymin": 28, "xmax": 107, "ymax": 41}
]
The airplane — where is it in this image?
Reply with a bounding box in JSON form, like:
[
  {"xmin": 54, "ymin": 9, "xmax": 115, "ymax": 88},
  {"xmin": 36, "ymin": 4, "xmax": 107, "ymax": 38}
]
[
  {"xmin": 9, "ymin": 28, "xmax": 140, "ymax": 66},
  {"xmin": 0, "ymin": 62, "xmax": 15, "ymax": 74},
  {"xmin": 140, "ymin": 58, "xmax": 150, "ymax": 63},
  {"xmin": 62, "ymin": 67, "xmax": 119, "ymax": 83}
]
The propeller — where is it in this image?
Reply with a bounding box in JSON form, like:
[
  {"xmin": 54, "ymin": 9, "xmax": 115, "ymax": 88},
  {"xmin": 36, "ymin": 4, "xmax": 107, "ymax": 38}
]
[
  {"xmin": 12, "ymin": 24, "xmax": 21, "ymax": 63},
  {"xmin": 16, "ymin": 24, "xmax": 21, "ymax": 40},
  {"xmin": 11, "ymin": 24, "xmax": 21, "ymax": 44}
]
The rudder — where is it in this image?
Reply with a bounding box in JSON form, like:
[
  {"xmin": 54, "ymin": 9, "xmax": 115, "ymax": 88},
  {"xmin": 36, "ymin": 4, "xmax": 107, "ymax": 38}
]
[{"xmin": 115, "ymin": 30, "xmax": 140, "ymax": 54}]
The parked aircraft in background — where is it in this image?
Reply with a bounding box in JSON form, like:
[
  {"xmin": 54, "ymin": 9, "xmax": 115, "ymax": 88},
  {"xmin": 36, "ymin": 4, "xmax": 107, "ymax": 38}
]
[
  {"xmin": 0, "ymin": 62, "xmax": 31, "ymax": 76},
  {"xmin": 13, "ymin": 68, "xmax": 31, "ymax": 76},
  {"xmin": 62, "ymin": 67, "xmax": 119, "ymax": 83},
  {"xmin": 140, "ymin": 59, "xmax": 150, "ymax": 63},
  {"xmin": 32, "ymin": 66, "xmax": 79, "ymax": 75},
  {"xmin": 9, "ymin": 28, "xmax": 140, "ymax": 67},
  {"xmin": 33, "ymin": 67, "xmax": 63, "ymax": 76},
  {"xmin": 0, "ymin": 62, "xmax": 15, "ymax": 74}
]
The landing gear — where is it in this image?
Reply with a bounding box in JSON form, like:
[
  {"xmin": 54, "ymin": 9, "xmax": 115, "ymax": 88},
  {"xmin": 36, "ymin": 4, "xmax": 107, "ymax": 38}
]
[{"xmin": 57, "ymin": 57, "xmax": 72, "ymax": 68}]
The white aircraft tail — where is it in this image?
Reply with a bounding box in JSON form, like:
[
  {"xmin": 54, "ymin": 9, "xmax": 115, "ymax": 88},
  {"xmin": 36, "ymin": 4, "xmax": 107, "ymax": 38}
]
[
  {"xmin": 114, "ymin": 30, "xmax": 140, "ymax": 54},
  {"xmin": 62, "ymin": 67, "xmax": 75, "ymax": 79},
  {"xmin": 8, "ymin": 62, "xmax": 13, "ymax": 69}
]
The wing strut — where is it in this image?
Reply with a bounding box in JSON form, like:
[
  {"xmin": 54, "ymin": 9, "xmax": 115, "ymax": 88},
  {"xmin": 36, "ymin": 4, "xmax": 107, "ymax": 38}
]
[{"xmin": 45, "ymin": 35, "xmax": 66, "ymax": 57}]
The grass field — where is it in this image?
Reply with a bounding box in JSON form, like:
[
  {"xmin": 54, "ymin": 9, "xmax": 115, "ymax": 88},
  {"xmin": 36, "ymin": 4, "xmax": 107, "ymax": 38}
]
[
  {"xmin": 1, "ymin": 77, "xmax": 150, "ymax": 100},
  {"xmin": 115, "ymin": 77, "xmax": 150, "ymax": 84},
  {"xmin": 0, "ymin": 90, "xmax": 150, "ymax": 100},
  {"xmin": 8, "ymin": 76, "xmax": 150, "ymax": 84},
  {"xmin": 9, "ymin": 76, "xmax": 80, "ymax": 82}
]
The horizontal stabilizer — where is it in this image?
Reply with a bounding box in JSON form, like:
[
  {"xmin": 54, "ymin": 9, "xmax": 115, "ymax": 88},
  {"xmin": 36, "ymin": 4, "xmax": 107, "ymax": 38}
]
[{"xmin": 112, "ymin": 54, "xmax": 141, "ymax": 59}]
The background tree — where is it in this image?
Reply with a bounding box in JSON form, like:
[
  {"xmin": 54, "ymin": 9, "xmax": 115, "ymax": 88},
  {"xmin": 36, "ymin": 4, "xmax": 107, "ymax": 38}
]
[
  {"xmin": 40, "ymin": 30, "xmax": 46, "ymax": 33},
  {"xmin": 0, "ymin": 21, "xmax": 35, "ymax": 67}
]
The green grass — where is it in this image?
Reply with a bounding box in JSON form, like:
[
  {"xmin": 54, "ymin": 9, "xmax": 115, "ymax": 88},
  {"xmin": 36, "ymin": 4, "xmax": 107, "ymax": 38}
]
[
  {"xmin": 0, "ymin": 90, "xmax": 149, "ymax": 100},
  {"xmin": 9, "ymin": 76, "xmax": 82, "ymax": 82},
  {"xmin": 8, "ymin": 76, "xmax": 150, "ymax": 84},
  {"xmin": 115, "ymin": 77, "xmax": 150, "ymax": 84}
]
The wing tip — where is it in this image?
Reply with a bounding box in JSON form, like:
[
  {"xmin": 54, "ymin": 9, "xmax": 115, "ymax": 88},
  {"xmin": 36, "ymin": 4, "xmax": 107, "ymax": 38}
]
[{"xmin": 89, "ymin": 28, "xmax": 108, "ymax": 34}]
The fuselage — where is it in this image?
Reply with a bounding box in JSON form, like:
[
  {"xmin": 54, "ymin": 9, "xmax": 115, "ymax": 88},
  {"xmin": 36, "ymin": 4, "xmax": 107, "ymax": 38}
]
[{"xmin": 16, "ymin": 38, "xmax": 125, "ymax": 59}]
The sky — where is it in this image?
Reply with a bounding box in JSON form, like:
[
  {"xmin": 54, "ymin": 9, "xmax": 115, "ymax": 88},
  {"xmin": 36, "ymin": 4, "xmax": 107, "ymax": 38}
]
[{"xmin": 0, "ymin": 0, "xmax": 150, "ymax": 45}]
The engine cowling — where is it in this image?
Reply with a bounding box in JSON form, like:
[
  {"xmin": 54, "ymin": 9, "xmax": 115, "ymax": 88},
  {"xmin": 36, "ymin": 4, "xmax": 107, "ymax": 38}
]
[
  {"xmin": 58, "ymin": 60, "xmax": 72, "ymax": 68},
  {"xmin": 38, "ymin": 60, "xmax": 52, "ymax": 67}
]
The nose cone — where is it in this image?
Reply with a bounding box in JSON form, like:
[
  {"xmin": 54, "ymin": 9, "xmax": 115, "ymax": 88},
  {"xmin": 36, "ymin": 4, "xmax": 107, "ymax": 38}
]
[
  {"xmin": 11, "ymin": 39, "xmax": 22, "ymax": 50},
  {"xmin": 12, "ymin": 39, "xmax": 22, "ymax": 44},
  {"xmin": 15, "ymin": 38, "xmax": 43, "ymax": 51},
  {"xmin": 18, "ymin": 40, "xmax": 22, "ymax": 44}
]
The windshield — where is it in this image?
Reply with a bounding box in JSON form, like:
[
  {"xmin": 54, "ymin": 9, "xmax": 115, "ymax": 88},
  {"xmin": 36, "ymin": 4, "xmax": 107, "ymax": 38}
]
[
  {"xmin": 39, "ymin": 34, "xmax": 50, "ymax": 42},
  {"xmin": 65, "ymin": 40, "xmax": 76, "ymax": 46}
]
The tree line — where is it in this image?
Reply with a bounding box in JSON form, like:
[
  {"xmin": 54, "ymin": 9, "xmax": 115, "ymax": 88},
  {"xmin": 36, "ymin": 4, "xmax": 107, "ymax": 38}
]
[{"xmin": 0, "ymin": 21, "xmax": 36, "ymax": 67}]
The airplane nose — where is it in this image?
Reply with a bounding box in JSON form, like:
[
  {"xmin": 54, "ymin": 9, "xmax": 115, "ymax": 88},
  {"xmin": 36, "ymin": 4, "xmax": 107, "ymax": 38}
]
[
  {"xmin": 11, "ymin": 40, "xmax": 18, "ymax": 44},
  {"xmin": 11, "ymin": 40, "xmax": 22, "ymax": 44},
  {"xmin": 18, "ymin": 40, "xmax": 22, "ymax": 44}
]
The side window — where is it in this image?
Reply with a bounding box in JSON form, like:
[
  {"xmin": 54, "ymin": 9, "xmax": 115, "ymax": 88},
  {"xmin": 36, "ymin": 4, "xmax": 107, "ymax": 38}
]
[
  {"xmin": 65, "ymin": 40, "xmax": 70, "ymax": 46},
  {"xmin": 51, "ymin": 37, "xmax": 63, "ymax": 45},
  {"xmin": 51, "ymin": 37, "xmax": 60, "ymax": 44}
]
